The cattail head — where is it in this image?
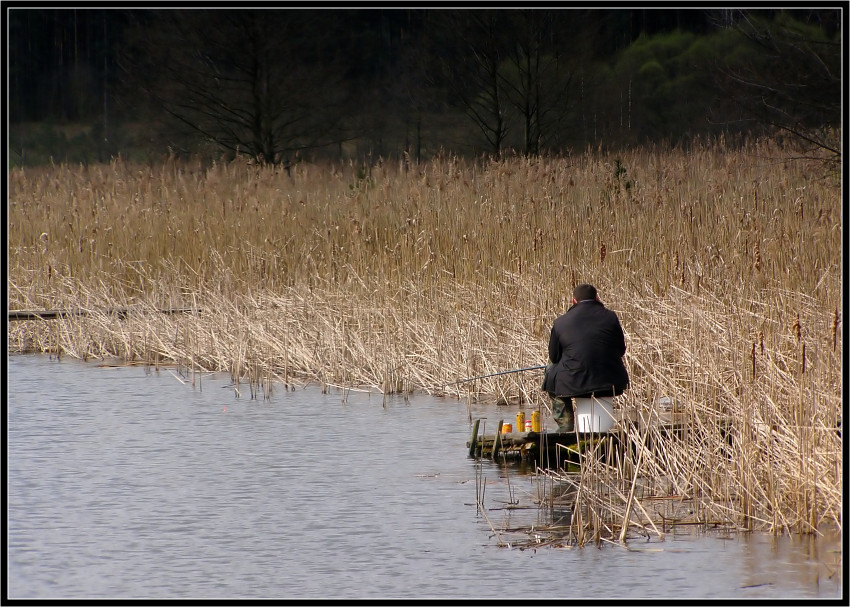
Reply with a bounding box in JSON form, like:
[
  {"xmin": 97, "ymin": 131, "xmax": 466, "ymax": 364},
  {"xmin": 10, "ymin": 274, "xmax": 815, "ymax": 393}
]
[
  {"xmin": 833, "ymin": 308, "xmax": 840, "ymax": 352},
  {"xmin": 751, "ymin": 341, "xmax": 757, "ymax": 380}
]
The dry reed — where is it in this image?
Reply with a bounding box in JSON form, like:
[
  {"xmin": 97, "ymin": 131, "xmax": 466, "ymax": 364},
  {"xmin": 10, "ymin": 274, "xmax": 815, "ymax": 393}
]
[{"xmin": 8, "ymin": 137, "xmax": 842, "ymax": 535}]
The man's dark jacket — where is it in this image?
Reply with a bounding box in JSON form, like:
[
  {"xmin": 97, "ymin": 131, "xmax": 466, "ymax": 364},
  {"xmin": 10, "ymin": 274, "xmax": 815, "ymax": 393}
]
[{"xmin": 543, "ymin": 300, "xmax": 629, "ymax": 398}]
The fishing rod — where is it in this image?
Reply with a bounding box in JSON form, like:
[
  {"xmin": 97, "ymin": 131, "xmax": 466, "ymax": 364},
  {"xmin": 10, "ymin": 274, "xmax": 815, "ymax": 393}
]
[{"xmin": 450, "ymin": 364, "xmax": 547, "ymax": 386}]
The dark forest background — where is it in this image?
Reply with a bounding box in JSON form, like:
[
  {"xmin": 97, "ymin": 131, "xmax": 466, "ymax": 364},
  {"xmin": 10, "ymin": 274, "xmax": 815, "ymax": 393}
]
[{"xmin": 6, "ymin": 7, "xmax": 843, "ymax": 167}]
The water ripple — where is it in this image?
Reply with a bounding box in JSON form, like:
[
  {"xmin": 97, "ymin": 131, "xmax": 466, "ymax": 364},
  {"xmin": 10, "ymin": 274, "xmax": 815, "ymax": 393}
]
[{"xmin": 7, "ymin": 355, "xmax": 841, "ymax": 600}]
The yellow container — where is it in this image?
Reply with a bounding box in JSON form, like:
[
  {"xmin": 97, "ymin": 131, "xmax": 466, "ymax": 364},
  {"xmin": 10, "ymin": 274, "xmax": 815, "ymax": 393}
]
[
  {"xmin": 531, "ymin": 410, "xmax": 541, "ymax": 432},
  {"xmin": 501, "ymin": 423, "xmax": 512, "ymax": 434},
  {"xmin": 516, "ymin": 412, "xmax": 525, "ymax": 434}
]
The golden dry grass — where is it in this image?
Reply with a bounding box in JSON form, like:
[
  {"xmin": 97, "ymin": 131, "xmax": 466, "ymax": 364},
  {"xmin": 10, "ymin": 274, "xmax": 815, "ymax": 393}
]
[{"xmin": 7, "ymin": 137, "xmax": 842, "ymax": 535}]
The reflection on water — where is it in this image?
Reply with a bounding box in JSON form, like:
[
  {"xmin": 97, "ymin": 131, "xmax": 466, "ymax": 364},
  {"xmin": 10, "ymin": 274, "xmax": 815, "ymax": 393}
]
[{"xmin": 6, "ymin": 355, "xmax": 842, "ymax": 600}]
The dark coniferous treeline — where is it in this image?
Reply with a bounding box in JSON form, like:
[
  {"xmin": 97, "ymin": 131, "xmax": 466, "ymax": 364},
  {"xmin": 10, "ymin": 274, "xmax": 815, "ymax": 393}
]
[{"xmin": 7, "ymin": 7, "xmax": 842, "ymax": 165}]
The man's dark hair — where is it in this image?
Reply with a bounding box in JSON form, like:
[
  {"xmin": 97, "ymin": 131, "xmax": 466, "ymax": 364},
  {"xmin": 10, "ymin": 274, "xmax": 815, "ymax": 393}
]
[{"xmin": 573, "ymin": 283, "xmax": 598, "ymax": 301}]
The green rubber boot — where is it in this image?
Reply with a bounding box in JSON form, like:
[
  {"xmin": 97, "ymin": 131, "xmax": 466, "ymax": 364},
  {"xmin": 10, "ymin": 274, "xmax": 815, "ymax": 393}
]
[{"xmin": 551, "ymin": 396, "xmax": 575, "ymax": 433}]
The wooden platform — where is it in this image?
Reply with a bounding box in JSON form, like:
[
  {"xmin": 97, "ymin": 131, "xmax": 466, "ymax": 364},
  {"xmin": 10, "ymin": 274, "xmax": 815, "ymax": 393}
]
[
  {"xmin": 467, "ymin": 427, "xmax": 613, "ymax": 467},
  {"xmin": 467, "ymin": 411, "xmax": 706, "ymax": 468}
]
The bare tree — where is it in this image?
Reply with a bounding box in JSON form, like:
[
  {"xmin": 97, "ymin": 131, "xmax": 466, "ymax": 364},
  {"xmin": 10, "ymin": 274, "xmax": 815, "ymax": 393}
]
[
  {"xmin": 428, "ymin": 11, "xmax": 512, "ymax": 157},
  {"xmin": 498, "ymin": 10, "xmax": 574, "ymax": 156},
  {"xmin": 118, "ymin": 10, "xmax": 357, "ymax": 166},
  {"xmin": 718, "ymin": 9, "xmax": 840, "ymax": 163},
  {"xmin": 429, "ymin": 10, "xmax": 576, "ymax": 158}
]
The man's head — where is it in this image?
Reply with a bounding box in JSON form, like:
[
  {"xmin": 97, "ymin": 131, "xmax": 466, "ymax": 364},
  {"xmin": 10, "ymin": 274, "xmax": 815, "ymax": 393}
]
[{"xmin": 572, "ymin": 283, "xmax": 598, "ymax": 304}]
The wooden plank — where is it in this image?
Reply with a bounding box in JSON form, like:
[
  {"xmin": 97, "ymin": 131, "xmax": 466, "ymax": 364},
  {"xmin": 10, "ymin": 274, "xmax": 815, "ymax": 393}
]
[
  {"xmin": 8, "ymin": 307, "xmax": 201, "ymax": 321},
  {"xmin": 468, "ymin": 419, "xmax": 480, "ymax": 458},
  {"xmin": 492, "ymin": 420, "xmax": 503, "ymax": 460}
]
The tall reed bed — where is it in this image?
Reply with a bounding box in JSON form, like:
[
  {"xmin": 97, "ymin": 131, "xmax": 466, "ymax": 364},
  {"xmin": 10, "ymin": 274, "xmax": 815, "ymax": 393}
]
[{"xmin": 8, "ymin": 138, "xmax": 841, "ymax": 532}]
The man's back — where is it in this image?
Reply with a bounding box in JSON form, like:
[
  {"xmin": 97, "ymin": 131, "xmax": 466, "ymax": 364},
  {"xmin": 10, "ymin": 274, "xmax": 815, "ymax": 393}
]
[{"xmin": 544, "ymin": 300, "xmax": 629, "ymax": 398}]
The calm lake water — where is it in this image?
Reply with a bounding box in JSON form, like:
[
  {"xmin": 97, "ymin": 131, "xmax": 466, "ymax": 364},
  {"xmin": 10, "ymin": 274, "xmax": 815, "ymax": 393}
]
[{"xmin": 6, "ymin": 354, "xmax": 843, "ymax": 600}]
